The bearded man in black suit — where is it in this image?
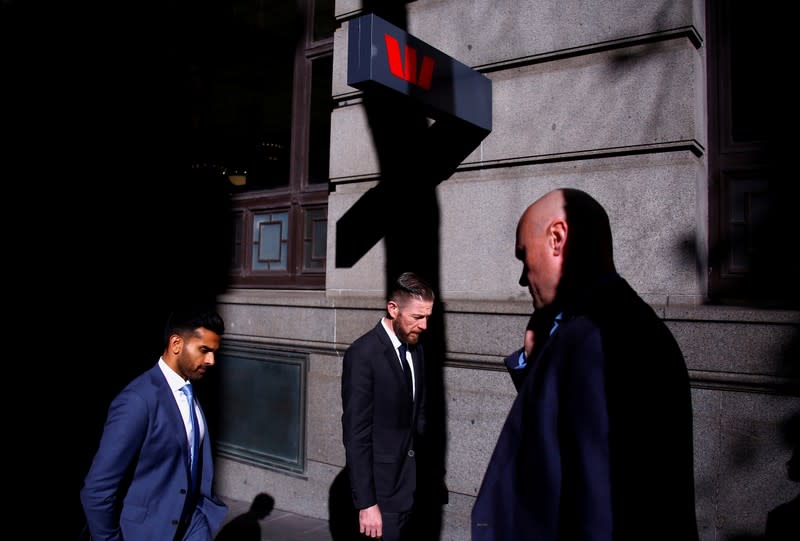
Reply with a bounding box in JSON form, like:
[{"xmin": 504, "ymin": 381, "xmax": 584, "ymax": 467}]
[{"xmin": 342, "ymin": 272, "xmax": 436, "ymax": 541}]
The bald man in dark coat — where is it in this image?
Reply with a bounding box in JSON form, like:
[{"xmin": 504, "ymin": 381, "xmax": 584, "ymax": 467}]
[{"xmin": 472, "ymin": 188, "xmax": 699, "ymax": 541}]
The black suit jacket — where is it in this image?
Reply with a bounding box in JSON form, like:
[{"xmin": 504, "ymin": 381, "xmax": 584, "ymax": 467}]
[
  {"xmin": 342, "ymin": 320, "xmax": 426, "ymax": 513},
  {"xmin": 472, "ymin": 273, "xmax": 699, "ymax": 541}
]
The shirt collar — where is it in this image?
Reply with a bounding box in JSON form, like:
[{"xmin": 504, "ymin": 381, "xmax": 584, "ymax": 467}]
[
  {"xmin": 159, "ymin": 357, "xmax": 189, "ymax": 392},
  {"xmin": 380, "ymin": 317, "xmax": 402, "ymax": 350}
]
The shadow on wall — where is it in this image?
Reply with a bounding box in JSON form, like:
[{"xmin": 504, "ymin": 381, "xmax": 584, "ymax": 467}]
[
  {"xmin": 762, "ymin": 412, "xmax": 800, "ymax": 540},
  {"xmin": 71, "ymin": 165, "xmax": 234, "ymax": 539},
  {"xmin": 329, "ymin": 468, "xmax": 359, "ymax": 541},
  {"xmin": 725, "ymin": 409, "xmax": 800, "ymax": 541},
  {"xmin": 333, "ymin": 3, "xmax": 490, "ymax": 541},
  {"xmin": 761, "ymin": 330, "xmax": 800, "ymax": 539}
]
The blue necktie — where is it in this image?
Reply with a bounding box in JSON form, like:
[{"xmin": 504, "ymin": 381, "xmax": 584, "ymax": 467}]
[
  {"xmin": 398, "ymin": 343, "xmax": 414, "ymax": 400},
  {"xmin": 181, "ymin": 383, "xmax": 200, "ymax": 488}
]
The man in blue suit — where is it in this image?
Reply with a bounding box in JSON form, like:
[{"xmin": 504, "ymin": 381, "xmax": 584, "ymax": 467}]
[
  {"xmin": 81, "ymin": 306, "xmax": 228, "ymax": 541},
  {"xmin": 472, "ymin": 188, "xmax": 699, "ymax": 540}
]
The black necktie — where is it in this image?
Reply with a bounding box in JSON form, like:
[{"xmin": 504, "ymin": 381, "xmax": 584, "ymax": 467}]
[{"xmin": 398, "ymin": 343, "xmax": 414, "ymax": 400}]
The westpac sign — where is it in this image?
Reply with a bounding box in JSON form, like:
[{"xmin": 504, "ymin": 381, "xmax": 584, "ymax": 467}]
[{"xmin": 347, "ymin": 13, "xmax": 492, "ymax": 132}]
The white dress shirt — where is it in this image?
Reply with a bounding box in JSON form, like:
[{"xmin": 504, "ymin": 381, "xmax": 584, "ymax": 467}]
[
  {"xmin": 380, "ymin": 318, "xmax": 415, "ymax": 399},
  {"xmin": 159, "ymin": 357, "xmax": 205, "ymax": 444}
]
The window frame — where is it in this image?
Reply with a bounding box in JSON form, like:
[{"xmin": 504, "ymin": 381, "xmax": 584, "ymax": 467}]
[
  {"xmin": 225, "ymin": 0, "xmax": 334, "ymax": 289},
  {"xmin": 706, "ymin": 0, "xmax": 786, "ymax": 306},
  {"xmin": 230, "ymin": 189, "xmax": 329, "ymax": 289}
]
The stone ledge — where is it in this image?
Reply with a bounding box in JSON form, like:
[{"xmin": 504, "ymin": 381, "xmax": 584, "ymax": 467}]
[{"xmin": 218, "ymin": 289, "xmax": 799, "ymax": 325}]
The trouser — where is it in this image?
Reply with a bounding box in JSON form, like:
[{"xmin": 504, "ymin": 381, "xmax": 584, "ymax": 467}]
[{"xmin": 376, "ymin": 509, "xmax": 413, "ymax": 541}]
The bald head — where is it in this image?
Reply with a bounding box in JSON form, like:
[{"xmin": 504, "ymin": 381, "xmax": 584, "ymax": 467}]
[
  {"xmin": 515, "ymin": 188, "xmax": 615, "ymax": 309},
  {"xmin": 518, "ymin": 189, "xmax": 566, "ymax": 238},
  {"xmin": 515, "ymin": 190, "xmax": 568, "ymax": 309}
]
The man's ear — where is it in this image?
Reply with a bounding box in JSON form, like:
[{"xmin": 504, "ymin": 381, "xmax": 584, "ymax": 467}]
[
  {"xmin": 169, "ymin": 334, "xmax": 184, "ymax": 355},
  {"xmin": 387, "ymin": 300, "xmax": 399, "ymax": 319},
  {"xmin": 550, "ymin": 219, "xmax": 567, "ymax": 255}
]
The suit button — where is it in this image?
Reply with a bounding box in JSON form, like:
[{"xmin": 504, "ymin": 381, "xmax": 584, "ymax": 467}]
[
  {"xmin": 408, "ymin": 450, "xmax": 415, "ymax": 457},
  {"xmin": 172, "ymin": 520, "xmax": 179, "ymax": 525},
  {"xmin": 180, "ymin": 488, "xmax": 187, "ymax": 494}
]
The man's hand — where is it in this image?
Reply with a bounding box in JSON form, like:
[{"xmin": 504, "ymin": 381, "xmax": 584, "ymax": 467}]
[
  {"xmin": 524, "ymin": 307, "xmax": 559, "ymax": 361},
  {"xmin": 523, "ymin": 327, "xmax": 535, "ymax": 360},
  {"xmin": 359, "ymin": 504, "xmax": 382, "ymax": 538}
]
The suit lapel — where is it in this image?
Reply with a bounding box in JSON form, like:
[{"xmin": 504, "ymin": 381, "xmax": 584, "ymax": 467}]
[
  {"xmin": 410, "ymin": 346, "xmax": 422, "ymax": 417},
  {"xmin": 375, "ymin": 323, "xmax": 407, "ymax": 389},
  {"xmin": 195, "ymin": 397, "xmax": 208, "ymax": 489},
  {"xmin": 410, "ymin": 346, "xmax": 422, "ymax": 392},
  {"xmin": 152, "ymin": 367, "xmax": 193, "ymax": 479}
]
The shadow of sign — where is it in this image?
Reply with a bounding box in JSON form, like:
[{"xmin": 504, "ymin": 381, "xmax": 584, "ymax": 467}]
[{"xmin": 337, "ymin": 12, "xmax": 491, "ymax": 269}]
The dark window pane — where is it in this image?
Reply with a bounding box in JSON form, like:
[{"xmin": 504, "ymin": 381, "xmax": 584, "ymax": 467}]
[
  {"xmin": 725, "ymin": 176, "xmax": 769, "ymax": 274},
  {"xmin": 253, "ymin": 211, "xmax": 288, "ymax": 271},
  {"xmin": 216, "ymin": 341, "xmax": 307, "ymax": 474},
  {"xmin": 189, "ymin": 1, "xmax": 296, "ymax": 191},
  {"xmin": 308, "ymin": 55, "xmax": 333, "ymax": 185},
  {"xmin": 729, "ymin": 3, "xmax": 769, "ymax": 142},
  {"xmin": 313, "ymin": 0, "xmax": 335, "ymax": 41},
  {"xmin": 303, "ymin": 207, "xmax": 327, "ymax": 270}
]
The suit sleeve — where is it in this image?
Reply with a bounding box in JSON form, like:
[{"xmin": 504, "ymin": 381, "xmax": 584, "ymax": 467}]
[
  {"xmin": 504, "ymin": 310, "xmax": 556, "ymax": 391},
  {"xmin": 341, "ymin": 343, "xmax": 377, "ymax": 510},
  {"xmin": 557, "ymin": 319, "xmax": 612, "ymax": 539},
  {"xmin": 80, "ymin": 388, "xmax": 149, "ymax": 541},
  {"xmin": 504, "ymin": 348, "xmax": 530, "ymax": 391}
]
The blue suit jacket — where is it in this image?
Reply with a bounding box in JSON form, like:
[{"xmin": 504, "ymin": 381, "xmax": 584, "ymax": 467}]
[
  {"xmin": 81, "ymin": 363, "xmax": 227, "ymax": 541},
  {"xmin": 472, "ymin": 274, "xmax": 698, "ymax": 541}
]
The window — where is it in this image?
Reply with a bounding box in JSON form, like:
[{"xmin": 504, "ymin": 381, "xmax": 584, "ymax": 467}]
[
  {"xmin": 707, "ymin": 2, "xmax": 797, "ymax": 307},
  {"xmin": 214, "ymin": 341, "xmax": 308, "ymax": 475},
  {"xmin": 189, "ymin": 0, "xmax": 335, "ymax": 289}
]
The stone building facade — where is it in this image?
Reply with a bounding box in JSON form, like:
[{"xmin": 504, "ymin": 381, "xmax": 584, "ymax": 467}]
[{"xmin": 211, "ymin": 2, "xmax": 799, "ymax": 540}]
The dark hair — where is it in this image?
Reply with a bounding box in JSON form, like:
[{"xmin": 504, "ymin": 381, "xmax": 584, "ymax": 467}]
[
  {"xmin": 389, "ymin": 272, "xmax": 435, "ymax": 304},
  {"xmin": 164, "ymin": 304, "xmax": 225, "ymax": 345}
]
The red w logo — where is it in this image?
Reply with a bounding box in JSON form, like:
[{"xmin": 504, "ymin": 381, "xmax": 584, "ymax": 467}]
[{"xmin": 384, "ymin": 34, "xmax": 435, "ymax": 90}]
